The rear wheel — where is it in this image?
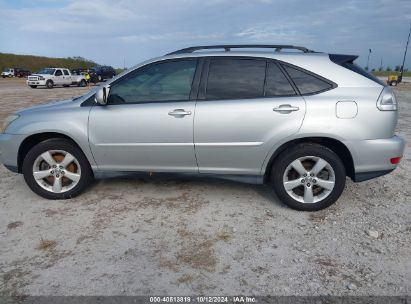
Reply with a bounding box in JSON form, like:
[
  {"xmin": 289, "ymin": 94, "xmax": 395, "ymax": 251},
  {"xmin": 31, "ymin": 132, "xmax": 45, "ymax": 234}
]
[
  {"xmin": 270, "ymin": 143, "xmax": 346, "ymax": 211},
  {"xmin": 22, "ymin": 139, "xmax": 93, "ymax": 199},
  {"xmin": 46, "ymin": 80, "xmax": 54, "ymax": 89}
]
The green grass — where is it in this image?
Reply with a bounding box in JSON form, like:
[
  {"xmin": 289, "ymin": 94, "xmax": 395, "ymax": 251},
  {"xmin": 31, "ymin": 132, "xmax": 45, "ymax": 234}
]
[
  {"xmin": 0, "ymin": 52, "xmax": 98, "ymax": 73},
  {"xmin": 371, "ymin": 71, "xmax": 411, "ymax": 77}
]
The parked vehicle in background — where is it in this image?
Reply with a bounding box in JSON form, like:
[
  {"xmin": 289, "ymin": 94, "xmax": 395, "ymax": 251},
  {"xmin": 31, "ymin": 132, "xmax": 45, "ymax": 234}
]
[
  {"xmin": 387, "ymin": 74, "xmax": 400, "ymax": 86},
  {"xmin": 26, "ymin": 68, "xmax": 87, "ymax": 89},
  {"xmin": 2, "ymin": 68, "xmax": 15, "ymax": 77},
  {"xmin": 89, "ymin": 66, "xmax": 116, "ymax": 83},
  {"xmin": 0, "ymin": 45, "xmax": 404, "ymax": 211},
  {"xmin": 16, "ymin": 69, "xmax": 31, "ymax": 78},
  {"xmin": 1, "ymin": 68, "xmax": 31, "ymax": 78},
  {"xmin": 71, "ymin": 68, "xmax": 88, "ymax": 75}
]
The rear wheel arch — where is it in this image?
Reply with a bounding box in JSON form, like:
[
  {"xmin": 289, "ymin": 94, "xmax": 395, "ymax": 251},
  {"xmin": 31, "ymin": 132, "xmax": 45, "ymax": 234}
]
[
  {"xmin": 18, "ymin": 132, "xmax": 89, "ymax": 173},
  {"xmin": 264, "ymin": 137, "xmax": 355, "ymax": 182}
]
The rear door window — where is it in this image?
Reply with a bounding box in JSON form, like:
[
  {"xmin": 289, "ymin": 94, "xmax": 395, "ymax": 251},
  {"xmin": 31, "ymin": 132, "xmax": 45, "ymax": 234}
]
[
  {"xmin": 283, "ymin": 65, "xmax": 333, "ymax": 95},
  {"xmin": 63, "ymin": 70, "xmax": 69, "ymax": 76},
  {"xmin": 265, "ymin": 62, "xmax": 296, "ymax": 96},
  {"xmin": 206, "ymin": 58, "xmax": 266, "ymax": 99}
]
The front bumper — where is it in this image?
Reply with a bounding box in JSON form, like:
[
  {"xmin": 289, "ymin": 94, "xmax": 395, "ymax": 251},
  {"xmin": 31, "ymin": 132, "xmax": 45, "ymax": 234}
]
[
  {"xmin": 347, "ymin": 135, "xmax": 405, "ymax": 182},
  {"xmin": 0, "ymin": 133, "xmax": 26, "ymax": 173},
  {"xmin": 27, "ymin": 80, "xmax": 46, "ymax": 86}
]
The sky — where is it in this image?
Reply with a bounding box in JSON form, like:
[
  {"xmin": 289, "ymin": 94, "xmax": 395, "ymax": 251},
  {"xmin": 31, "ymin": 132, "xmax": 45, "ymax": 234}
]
[{"xmin": 0, "ymin": 0, "xmax": 410, "ymax": 69}]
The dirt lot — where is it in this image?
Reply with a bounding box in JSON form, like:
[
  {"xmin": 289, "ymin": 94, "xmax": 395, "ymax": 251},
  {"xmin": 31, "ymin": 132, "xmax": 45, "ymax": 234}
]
[{"xmin": 0, "ymin": 78, "xmax": 410, "ymax": 296}]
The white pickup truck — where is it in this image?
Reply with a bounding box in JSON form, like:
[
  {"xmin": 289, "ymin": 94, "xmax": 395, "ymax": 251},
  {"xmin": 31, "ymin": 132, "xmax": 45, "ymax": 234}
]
[
  {"xmin": 27, "ymin": 68, "xmax": 87, "ymax": 89},
  {"xmin": 2, "ymin": 68, "xmax": 15, "ymax": 78}
]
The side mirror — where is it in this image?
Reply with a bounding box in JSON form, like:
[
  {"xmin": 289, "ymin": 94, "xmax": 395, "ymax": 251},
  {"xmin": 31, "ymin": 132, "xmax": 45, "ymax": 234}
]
[{"xmin": 95, "ymin": 86, "xmax": 110, "ymax": 105}]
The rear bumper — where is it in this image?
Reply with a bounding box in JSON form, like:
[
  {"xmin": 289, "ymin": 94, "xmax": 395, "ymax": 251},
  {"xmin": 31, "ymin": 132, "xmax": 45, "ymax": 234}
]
[
  {"xmin": 347, "ymin": 135, "xmax": 405, "ymax": 182},
  {"xmin": 0, "ymin": 133, "xmax": 25, "ymax": 173},
  {"xmin": 353, "ymin": 169, "xmax": 394, "ymax": 182}
]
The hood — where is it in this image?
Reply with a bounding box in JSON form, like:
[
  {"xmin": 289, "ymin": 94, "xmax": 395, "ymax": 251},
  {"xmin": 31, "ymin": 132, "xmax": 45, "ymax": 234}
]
[{"xmin": 16, "ymin": 98, "xmax": 76, "ymax": 115}]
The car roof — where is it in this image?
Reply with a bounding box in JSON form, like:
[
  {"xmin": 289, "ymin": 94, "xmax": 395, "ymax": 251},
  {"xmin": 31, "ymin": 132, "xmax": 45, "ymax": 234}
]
[{"xmin": 121, "ymin": 49, "xmax": 380, "ymax": 88}]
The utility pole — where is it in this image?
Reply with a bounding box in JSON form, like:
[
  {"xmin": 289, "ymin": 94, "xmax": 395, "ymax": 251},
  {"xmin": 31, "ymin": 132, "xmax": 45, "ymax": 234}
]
[
  {"xmin": 366, "ymin": 49, "xmax": 372, "ymax": 71},
  {"xmin": 380, "ymin": 57, "xmax": 383, "ymax": 71},
  {"xmin": 400, "ymin": 22, "xmax": 411, "ymax": 82}
]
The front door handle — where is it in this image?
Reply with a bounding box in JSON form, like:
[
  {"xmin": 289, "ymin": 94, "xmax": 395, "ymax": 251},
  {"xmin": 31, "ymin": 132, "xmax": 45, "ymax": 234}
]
[
  {"xmin": 273, "ymin": 104, "xmax": 300, "ymax": 113},
  {"xmin": 168, "ymin": 109, "xmax": 192, "ymax": 117}
]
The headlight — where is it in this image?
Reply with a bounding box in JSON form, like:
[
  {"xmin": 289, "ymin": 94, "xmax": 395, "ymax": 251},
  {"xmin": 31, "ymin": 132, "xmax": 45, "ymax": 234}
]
[
  {"xmin": 38, "ymin": 76, "xmax": 45, "ymax": 80},
  {"xmin": 1, "ymin": 115, "xmax": 20, "ymax": 133}
]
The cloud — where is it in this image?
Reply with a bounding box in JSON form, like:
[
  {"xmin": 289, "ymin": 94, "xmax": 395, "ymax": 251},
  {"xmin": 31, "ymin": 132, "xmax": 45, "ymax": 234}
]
[
  {"xmin": 0, "ymin": 0, "xmax": 410, "ymax": 69},
  {"xmin": 119, "ymin": 32, "xmax": 225, "ymax": 43}
]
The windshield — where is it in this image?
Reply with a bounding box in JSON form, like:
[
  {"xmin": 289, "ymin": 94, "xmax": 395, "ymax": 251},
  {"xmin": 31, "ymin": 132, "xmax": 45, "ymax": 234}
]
[
  {"xmin": 3, "ymin": 68, "xmax": 11, "ymax": 72},
  {"xmin": 37, "ymin": 68, "xmax": 55, "ymax": 75}
]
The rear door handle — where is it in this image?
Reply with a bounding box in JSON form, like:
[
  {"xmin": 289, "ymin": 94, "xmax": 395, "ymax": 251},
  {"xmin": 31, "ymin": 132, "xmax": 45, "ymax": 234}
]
[
  {"xmin": 273, "ymin": 104, "xmax": 300, "ymax": 113},
  {"xmin": 168, "ymin": 109, "xmax": 192, "ymax": 117}
]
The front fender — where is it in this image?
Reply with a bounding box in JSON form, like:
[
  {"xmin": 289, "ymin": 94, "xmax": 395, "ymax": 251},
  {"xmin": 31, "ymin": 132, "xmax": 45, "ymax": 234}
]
[{"xmin": 6, "ymin": 107, "xmax": 97, "ymax": 169}]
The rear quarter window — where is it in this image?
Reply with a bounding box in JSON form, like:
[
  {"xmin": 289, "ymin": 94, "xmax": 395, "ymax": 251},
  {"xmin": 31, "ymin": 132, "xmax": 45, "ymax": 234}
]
[{"xmin": 282, "ymin": 65, "xmax": 335, "ymax": 95}]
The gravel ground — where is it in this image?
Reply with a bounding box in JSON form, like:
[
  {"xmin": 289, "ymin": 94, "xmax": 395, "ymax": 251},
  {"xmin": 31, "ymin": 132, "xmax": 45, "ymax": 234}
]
[{"xmin": 0, "ymin": 78, "xmax": 410, "ymax": 296}]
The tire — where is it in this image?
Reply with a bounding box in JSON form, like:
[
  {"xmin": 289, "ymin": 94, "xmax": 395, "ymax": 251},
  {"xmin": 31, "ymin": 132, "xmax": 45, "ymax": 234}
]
[
  {"xmin": 30, "ymin": 85, "xmax": 37, "ymax": 88},
  {"xmin": 46, "ymin": 80, "xmax": 54, "ymax": 89},
  {"xmin": 78, "ymin": 79, "xmax": 86, "ymax": 87},
  {"xmin": 22, "ymin": 139, "xmax": 93, "ymax": 200},
  {"xmin": 270, "ymin": 143, "xmax": 346, "ymax": 211},
  {"xmin": 391, "ymin": 81, "xmax": 398, "ymax": 86}
]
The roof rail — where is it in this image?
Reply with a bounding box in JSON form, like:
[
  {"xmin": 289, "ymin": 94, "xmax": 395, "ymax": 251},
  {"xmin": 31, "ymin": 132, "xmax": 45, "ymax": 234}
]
[{"xmin": 167, "ymin": 45, "xmax": 315, "ymax": 55}]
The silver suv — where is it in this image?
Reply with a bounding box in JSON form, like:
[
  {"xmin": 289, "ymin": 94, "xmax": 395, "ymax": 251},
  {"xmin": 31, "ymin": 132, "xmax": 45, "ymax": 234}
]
[{"xmin": 0, "ymin": 45, "xmax": 405, "ymax": 211}]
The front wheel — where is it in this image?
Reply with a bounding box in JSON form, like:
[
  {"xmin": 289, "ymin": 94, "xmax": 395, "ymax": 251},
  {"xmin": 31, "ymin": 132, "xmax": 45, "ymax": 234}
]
[
  {"xmin": 270, "ymin": 143, "xmax": 346, "ymax": 211},
  {"xmin": 78, "ymin": 79, "xmax": 87, "ymax": 87},
  {"xmin": 46, "ymin": 80, "xmax": 54, "ymax": 89},
  {"xmin": 22, "ymin": 139, "xmax": 93, "ymax": 199}
]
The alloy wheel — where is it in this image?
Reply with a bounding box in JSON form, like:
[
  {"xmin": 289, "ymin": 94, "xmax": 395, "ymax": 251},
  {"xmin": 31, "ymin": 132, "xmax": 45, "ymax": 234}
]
[
  {"xmin": 32, "ymin": 150, "xmax": 81, "ymax": 193},
  {"xmin": 282, "ymin": 156, "xmax": 335, "ymax": 204}
]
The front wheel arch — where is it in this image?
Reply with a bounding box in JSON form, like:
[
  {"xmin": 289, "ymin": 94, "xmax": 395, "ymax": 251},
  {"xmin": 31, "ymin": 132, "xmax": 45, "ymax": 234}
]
[
  {"xmin": 264, "ymin": 137, "xmax": 355, "ymax": 183},
  {"xmin": 17, "ymin": 132, "xmax": 91, "ymax": 174}
]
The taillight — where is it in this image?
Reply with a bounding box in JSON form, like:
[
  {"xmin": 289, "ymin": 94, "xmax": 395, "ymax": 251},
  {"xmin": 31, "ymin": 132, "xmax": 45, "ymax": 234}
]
[
  {"xmin": 390, "ymin": 157, "xmax": 401, "ymax": 164},
  {"xmin": 377, "ymin": 87, "xmax": 397, "ymax": 111}
]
